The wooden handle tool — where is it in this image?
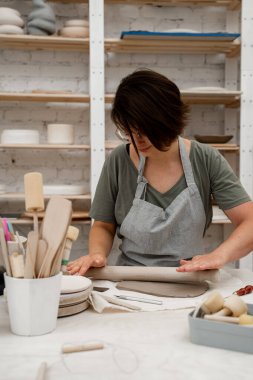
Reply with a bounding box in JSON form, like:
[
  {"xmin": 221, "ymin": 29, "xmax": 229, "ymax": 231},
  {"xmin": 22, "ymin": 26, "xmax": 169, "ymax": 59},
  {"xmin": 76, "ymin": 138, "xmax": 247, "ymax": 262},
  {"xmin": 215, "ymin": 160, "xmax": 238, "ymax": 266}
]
[
  {"xmin": 24, "ymin": 172, "xmax": 44, "ymax": 233},
  {"xmin": 62, "ymin": 342, "xmax": 104, "ymax": 354},
  {"xmin": 61, "ymin": 226, "xmax": 79, "ymax": 272}
]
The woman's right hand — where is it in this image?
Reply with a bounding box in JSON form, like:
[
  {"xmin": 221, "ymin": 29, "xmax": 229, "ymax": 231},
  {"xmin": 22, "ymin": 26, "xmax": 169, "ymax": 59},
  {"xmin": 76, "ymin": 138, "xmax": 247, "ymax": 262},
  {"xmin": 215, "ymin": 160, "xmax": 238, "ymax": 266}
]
[{"xmin": 67, "ymin": 253, "xmax": 106, "ymax": 276}]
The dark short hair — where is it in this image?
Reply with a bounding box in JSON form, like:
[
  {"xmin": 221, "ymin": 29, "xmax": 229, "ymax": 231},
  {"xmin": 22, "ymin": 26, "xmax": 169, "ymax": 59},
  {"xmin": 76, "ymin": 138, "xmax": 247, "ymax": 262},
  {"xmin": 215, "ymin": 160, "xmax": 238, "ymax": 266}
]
[{"xmin": 111, "ymin": 69, "xmax": 189, "ymax": 151}]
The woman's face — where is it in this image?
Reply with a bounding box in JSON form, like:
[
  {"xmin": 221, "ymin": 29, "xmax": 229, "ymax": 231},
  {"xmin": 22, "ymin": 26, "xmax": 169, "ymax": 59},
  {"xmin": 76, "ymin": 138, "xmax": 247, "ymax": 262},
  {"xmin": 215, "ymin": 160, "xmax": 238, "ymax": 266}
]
[{"xmin": 130, "ymin": 131, "xmax": 154, "ymax": 156}]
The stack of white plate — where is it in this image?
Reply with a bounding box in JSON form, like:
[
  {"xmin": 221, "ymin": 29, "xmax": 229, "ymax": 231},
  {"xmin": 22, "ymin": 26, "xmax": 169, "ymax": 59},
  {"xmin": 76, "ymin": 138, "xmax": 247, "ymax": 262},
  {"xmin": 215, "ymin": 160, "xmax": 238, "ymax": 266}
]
[
  {"xmin": 0, "ymin": 7, "xmax": 25, "ymax": 35},
  {"xmin": 58, "ymin": 19, "xmax": 89, "ymax": 38},
  {"xmin": 1, "ymin": 129, "xmax": 40, "ymax": 144},
  {"xmin": 43, "ymin": 184, "xmax": 86, "ymax": 195},
  {"xmin": 58, "ymin": 275, "xmax": 92, "ymax": 318}
]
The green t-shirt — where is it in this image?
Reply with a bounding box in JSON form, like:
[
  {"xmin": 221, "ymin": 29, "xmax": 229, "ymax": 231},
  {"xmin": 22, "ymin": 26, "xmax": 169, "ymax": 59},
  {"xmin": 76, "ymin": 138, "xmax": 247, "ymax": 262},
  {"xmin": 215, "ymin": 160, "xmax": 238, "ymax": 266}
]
[{"xmin": 90, "ymin": 141, "xmax": 250, "ymax": 232}]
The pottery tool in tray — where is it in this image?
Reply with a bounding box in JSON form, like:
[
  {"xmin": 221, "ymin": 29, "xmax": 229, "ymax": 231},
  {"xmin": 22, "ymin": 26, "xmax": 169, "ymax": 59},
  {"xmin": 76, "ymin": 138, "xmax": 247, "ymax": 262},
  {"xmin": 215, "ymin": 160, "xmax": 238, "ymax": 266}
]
[{"xmin": 38, "ymin": 196, "xmax": 72, "ymax": 278}]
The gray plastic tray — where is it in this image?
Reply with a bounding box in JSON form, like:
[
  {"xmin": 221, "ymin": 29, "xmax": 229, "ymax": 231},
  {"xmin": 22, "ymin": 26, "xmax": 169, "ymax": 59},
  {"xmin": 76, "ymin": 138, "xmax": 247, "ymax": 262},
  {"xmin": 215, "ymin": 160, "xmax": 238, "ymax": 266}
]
[{"xmin": 188, "ymin": 303, "xmax": 253, "ymax": 354}]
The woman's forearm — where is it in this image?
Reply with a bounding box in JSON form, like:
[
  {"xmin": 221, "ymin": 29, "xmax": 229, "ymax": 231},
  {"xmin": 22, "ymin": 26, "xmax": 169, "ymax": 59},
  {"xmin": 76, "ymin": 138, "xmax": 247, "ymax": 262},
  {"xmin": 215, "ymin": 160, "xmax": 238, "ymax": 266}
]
[{"xmin": 88, "ymin": 221, "xmax": 116, "ymax": 259}]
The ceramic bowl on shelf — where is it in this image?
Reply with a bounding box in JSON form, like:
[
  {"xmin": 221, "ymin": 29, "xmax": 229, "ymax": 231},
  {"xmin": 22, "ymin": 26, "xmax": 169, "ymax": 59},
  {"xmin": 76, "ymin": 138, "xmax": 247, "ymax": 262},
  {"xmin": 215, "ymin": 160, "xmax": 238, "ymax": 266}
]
[
  {"xmin": 1, "ymin": 129, "xmax": 40, "ymax": 144},
  {"xmin": 194, "ymin": 135, "xmax": 233, "ymax": 144},
  {"xmin": 65, "ymin": 19, "xmax": 89, "ymax": 28},
  {"xmin": 47, "ymin": 123, "xmax": 74, "ymax": 145},
  {"xmin": 0, "ymin": 7, "xmax": 21, "ymax": 17},
  {"xmin": 0, "ymin": 13, "xmax": 24, "ymax": 28},
  {"xmin": 43, "ymin": 185, "xmax": 86, "ymax": 195},
  {"xmin": 59, "ymin": 26, "xmax": 89, "ymax": 38},
  {"xmin": 0, "ymin": 25, "xmax": 24, "ymax": 35}
]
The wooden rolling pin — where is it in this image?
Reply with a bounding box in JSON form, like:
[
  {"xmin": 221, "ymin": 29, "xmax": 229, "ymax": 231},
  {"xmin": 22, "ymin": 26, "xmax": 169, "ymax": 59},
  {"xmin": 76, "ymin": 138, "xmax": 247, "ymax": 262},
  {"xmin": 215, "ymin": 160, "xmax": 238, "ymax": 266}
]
[
  {"xmin": 24, "ymin": 172, "xmax": 44, "ymax": 232},
  {"xmin": 85, "ymin": 266, "xmax": 220, "ymax": 284}
]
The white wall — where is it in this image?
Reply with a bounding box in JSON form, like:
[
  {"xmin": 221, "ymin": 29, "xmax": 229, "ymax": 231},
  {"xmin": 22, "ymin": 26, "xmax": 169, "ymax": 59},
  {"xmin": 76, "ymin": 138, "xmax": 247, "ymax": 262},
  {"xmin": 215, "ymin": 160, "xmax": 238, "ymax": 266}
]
[{"xmin": 0, "ymin": 0, "xmax": 240, "ymax": 263}]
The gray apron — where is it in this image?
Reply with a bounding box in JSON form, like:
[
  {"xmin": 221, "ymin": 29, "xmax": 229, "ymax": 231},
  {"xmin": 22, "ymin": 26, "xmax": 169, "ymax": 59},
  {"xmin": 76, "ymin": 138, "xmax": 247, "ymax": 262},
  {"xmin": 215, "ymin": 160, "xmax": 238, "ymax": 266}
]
[{"xmin": 117, "ymin": 137, "xmax": 206, "ymax": 267}]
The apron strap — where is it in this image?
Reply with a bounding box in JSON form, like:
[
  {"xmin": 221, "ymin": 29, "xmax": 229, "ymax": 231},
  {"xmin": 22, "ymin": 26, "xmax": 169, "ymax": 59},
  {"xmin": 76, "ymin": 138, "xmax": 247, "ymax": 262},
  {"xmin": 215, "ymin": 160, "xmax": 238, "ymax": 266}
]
[
  {"xmin": 178, "ymin": 136, "xmax": 195, "ymax": 187},
  {"xmin": 135, "ymin": 154, "xmax": 148, "ymax": 199}
]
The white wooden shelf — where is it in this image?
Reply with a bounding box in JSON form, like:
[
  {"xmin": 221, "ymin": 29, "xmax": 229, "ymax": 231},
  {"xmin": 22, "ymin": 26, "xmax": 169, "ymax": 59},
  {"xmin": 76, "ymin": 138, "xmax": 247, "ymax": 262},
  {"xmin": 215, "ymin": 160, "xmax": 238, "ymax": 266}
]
[
  {"xmin": 0, "ymin": 142, "xmax": 123, "ymax": 150},
  {"xmin": 49, "ymin": 0, "xmax": 241, "ymax": 10},
  {"xmin": 107, "ymin": 140, "xmax": 239, "ymax": 152},
  {"xmin": 106, "ymin": 91, "xmax": 241, "ymax": 108},
  {"xmin": 0, "ymin": 91, "xmax": 239, "ymax": 107},
  {"xmin": 0, "ymin": 34, "xmax": 89, "ymax": 52},
  {"xmin": 0, "ymin": 144, "xmax": 90, "ymax": 150},
  {"xmin": 105, "ymin": 37, "xmax": 240, "ymax": 57},
  {"xmin": 0, "ymin": 92, "xmax": 90, "ymax": 103},
  {"xmin": 0, "ymin": 193, "xmax": 91, "ymax": 200},
  {"xmin": 0, "ymin": 35, "xmax": 240, "ymax": 57}
]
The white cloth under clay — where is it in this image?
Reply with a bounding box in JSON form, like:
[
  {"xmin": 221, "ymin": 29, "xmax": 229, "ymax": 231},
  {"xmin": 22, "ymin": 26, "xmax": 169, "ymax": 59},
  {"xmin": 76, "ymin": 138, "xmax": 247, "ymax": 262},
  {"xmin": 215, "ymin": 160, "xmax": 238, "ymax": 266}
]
[{"xmin": 88, "ymin": 268, "xmax": 253, "ymax": 313}]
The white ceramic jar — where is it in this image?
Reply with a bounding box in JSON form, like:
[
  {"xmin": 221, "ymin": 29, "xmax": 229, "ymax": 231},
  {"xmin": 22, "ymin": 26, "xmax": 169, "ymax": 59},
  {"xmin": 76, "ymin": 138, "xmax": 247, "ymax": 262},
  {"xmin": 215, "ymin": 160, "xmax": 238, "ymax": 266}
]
[{"xmin": 47, "ymin": 124, "xmax": 74, "ymax": 144}]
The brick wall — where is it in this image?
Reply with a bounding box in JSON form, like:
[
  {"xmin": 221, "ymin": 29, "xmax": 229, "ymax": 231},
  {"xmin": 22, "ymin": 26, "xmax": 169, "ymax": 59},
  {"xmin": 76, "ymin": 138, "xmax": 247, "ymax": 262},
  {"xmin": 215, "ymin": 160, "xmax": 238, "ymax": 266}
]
[{"xmin": 0, "ymin": 0, "xmax": 239, "ymax": 262}]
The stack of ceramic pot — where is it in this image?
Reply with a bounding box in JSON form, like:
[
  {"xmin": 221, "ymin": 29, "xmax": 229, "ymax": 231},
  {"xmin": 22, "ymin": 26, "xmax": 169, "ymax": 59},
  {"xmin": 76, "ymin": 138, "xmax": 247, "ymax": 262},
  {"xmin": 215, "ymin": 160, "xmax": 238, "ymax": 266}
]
[
  {"xmin": 59, "ymin": 19, "xmax": 89, "ymax": 38},
  {"xmin": 0, "ymin": 7, "xmax": 25, "ymax": 35},
  {"xmin": 27, "ymin": 0, "xmax": 56, "ymax": 36}
]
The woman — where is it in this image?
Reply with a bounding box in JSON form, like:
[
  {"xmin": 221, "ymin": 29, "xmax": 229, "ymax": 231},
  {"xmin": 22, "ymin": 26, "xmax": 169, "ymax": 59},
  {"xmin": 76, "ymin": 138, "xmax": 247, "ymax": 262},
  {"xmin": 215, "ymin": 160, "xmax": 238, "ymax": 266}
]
[{"xmin": 67, "ymin": 69, "xmax": 253, "ymax": 275}]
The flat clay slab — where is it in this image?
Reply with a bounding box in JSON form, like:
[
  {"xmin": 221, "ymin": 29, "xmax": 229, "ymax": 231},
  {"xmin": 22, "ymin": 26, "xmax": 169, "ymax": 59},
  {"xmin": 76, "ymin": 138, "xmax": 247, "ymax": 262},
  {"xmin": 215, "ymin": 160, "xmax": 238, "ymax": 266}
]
[{"xmin": 116, "ymin": 280, "xmax": 209, "ymax": 298}]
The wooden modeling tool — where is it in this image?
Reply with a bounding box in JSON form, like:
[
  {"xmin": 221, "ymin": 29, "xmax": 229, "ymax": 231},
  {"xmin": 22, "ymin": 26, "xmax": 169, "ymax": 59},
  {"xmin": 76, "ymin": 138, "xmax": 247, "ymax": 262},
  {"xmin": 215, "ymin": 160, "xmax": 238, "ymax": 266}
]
[
  {"xmin": 35, "ymin": 362, "xmax": 47, "ymax": 380},
  {"xmin": 213, "ymin": 294, "xmax": 248, "ymax": 317},
  {"xmin": 24, "ymin": 231, "xmax": 38, "ymax": 279},
  {"xmin": 62, "ymin": 342, "xmax": 104, "ymax": 354},
  {"xmin": 24, "ymin": 172, "xmax": 44, "ymax": 233},
  {"xmin": 38, "ymin": 196, "xmax": 72, "ymax": 278},
  {"xmin": 35, "ymin": 238, "xmax": 48, "ymax": 278},
  {"xmin": 0, "ymin": 227, "xmax": 12, "ymax": 276},
  {"xmin": 9, "ymin": 252, "xmax": 25, "ymax": 278},
  {"xmin": 204, "ymin": 314, "xmax": 253, "ymax": 325},
  {"xmin": 196, "ymin": 292, "xmax": 248, "ymax": 318},
  {"xmin": 61, "ymin": 226, "xmax": 79, "ymax": 272}
]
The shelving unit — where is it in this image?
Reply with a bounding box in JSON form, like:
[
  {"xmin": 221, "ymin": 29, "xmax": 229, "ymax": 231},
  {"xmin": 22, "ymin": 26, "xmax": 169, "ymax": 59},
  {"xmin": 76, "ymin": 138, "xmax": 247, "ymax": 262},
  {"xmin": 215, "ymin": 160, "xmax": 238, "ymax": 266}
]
[
  {"xmin": 105, "ymin": 37, "xmax": 240, "ymax": 57},
  {"xmin": 51, "ymin": 0, "xmax": 241, "ymax": 9},
  {"xmin": 0, "ymin": 0, "xmax": 252, "ymax": 268}
]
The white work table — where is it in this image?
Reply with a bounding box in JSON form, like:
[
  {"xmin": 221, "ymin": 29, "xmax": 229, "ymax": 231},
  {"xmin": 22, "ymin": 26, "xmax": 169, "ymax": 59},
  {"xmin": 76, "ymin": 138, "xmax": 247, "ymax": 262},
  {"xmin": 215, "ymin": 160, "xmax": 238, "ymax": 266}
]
[{"xmin": 1, "ymin": 270, "xmax": 253, "ymax": 380}]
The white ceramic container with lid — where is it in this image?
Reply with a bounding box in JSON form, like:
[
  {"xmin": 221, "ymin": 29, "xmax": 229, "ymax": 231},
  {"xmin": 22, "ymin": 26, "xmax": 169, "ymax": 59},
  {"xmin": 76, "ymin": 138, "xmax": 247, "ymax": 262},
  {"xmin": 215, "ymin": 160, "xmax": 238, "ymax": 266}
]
[
  {"xmin": 47, "ymin": 123, "xmax": 74, "ymax": 144},
  {"xmin": 1, "ymin": 129, "xmax": 39, "ymax": 144}
]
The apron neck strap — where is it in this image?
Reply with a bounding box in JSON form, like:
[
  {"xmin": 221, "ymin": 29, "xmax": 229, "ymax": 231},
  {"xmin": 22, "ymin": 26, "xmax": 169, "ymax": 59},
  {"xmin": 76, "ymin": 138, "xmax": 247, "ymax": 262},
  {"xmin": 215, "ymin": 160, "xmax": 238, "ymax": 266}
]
[
  {"xmin": 135, "ymin": 154, "xmax": 147, "ymax": 199},
  {"xmin": 178, "ymin": 136, "xmax": 195, "ymax": 186}
]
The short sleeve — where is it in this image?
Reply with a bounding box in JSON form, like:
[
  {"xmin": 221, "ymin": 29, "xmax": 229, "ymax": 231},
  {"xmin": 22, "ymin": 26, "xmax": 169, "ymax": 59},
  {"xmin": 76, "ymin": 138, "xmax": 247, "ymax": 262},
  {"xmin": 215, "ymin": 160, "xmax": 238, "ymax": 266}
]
[{"xmin": 209, "ymin": 148, "xmax": 251, "ymax": 210}]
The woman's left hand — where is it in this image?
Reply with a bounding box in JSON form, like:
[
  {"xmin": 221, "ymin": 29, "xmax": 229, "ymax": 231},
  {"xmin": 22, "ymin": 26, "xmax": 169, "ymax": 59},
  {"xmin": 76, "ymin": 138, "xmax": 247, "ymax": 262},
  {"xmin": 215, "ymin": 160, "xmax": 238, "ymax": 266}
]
[{"xmin": 176, "ymin": 252, "xmax": 225, "ymax": 272}]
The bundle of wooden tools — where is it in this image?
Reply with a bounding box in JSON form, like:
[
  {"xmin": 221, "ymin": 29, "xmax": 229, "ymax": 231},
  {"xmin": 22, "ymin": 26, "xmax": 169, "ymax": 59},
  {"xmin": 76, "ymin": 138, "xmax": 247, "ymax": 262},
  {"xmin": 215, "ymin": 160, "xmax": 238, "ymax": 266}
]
[
  {"xmin": 0, "ymin": 172, "xmax": 79, "ymax": 279},
  {"xmin": 195, "ymin": 290, "xmax": 253, "ymax": 326}
]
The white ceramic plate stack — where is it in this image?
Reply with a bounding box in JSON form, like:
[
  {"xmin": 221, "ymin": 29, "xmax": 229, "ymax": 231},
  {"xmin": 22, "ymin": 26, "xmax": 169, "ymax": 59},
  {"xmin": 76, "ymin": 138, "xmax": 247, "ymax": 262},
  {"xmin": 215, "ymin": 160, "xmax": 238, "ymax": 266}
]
[
  {"xmin": 58, "ymin": 275, "xmax": 92, "ymax": 317},
  {"xmin": 0, "ymin": 7, "xmax": 25, "ymax": 35},
  {"xmin": 1, "ymin": 129, "xmax": 40, "ymax": 144},
  {"xmin": 58, "ymin": 19, "xmax": 89, "ymax": 38},
  {"xmin": 43, "ymin": 184, "xmax": 86, "ymax": 195}
]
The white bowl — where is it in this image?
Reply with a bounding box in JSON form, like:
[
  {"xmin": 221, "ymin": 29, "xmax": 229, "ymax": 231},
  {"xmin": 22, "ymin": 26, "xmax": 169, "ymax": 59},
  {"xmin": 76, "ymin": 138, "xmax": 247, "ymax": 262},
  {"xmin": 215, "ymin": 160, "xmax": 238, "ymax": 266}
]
[
  {"xmin": 0, "ymin": 13, "xmax": 24, "ymax": 27},
  {"xmin": 0, "ymin": 25, "xmax": 24, "ymax": 35},
  {"xmin": 0, "ymin": 8, "xmax": 21, "ymax": 17},
  {"xmin": 47, "ymin": 123, "xmax": 74, "ymax": 145},
  {"xmin": 1, "ymin": 129, "xmax": 40, "ymax": 144},
  {"xmin": 43, "ymin": 185, "xmax": 86, "ymax": 195},
  {"xmin": 65, "ymin": 19, "xmax": 89, "ymax": 28},
  {"xmin": 59, "ymin": 26, "xmax": 89, "ymax": 38}
]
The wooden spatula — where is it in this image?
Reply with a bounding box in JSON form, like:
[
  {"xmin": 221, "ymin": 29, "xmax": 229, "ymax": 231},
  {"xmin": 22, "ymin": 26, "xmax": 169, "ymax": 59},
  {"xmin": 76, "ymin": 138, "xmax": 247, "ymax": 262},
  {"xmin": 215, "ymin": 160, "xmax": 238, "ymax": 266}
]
[
  {"xmin": 24, "ymin": 230, "xmax": 38, "ymax": 279},
  {"xmin": 35, "ymin": 238, "xmax": 48, "ymax": 278},
  {"xmin": 38, "ymin": 196, "xmax": 72, "ymax": 278}
]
